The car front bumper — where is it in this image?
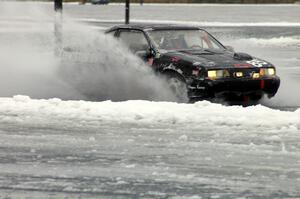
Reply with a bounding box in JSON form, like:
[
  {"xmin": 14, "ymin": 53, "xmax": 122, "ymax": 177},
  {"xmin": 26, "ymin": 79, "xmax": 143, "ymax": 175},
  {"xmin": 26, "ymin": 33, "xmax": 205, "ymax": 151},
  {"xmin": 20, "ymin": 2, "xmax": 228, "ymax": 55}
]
[{"xmin": 188, "ymin": 76, "xmax": 280, "ymax": 99}]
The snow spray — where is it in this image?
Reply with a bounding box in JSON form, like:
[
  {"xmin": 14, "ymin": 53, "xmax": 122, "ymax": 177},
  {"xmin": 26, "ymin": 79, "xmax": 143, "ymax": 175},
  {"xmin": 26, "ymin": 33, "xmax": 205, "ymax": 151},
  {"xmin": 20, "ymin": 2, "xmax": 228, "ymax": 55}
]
[{"xmin": 0, "ymin": 2, "xmax": 178, "ymax": 102}]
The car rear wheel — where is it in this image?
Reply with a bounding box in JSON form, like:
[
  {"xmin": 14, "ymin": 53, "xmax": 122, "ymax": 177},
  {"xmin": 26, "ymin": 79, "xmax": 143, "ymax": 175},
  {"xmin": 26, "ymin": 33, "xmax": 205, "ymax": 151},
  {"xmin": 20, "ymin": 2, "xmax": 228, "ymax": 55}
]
[{"xmin": 165, "ymin": 72, "xmax": 189, "ymax": 103}]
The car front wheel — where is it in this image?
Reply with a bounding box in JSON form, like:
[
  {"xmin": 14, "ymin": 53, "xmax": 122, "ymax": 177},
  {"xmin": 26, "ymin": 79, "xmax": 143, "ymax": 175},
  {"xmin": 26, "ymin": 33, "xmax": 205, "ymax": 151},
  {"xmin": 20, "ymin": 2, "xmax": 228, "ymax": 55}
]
[{"xmin": 165, "ymin": 72, "xmax": 189, "ymax": 103}]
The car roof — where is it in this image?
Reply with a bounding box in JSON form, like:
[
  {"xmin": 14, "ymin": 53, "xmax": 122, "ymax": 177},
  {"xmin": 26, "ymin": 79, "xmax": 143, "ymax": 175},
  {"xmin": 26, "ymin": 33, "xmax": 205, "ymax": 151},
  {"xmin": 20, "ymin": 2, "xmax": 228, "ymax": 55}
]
[{"xmin": 105, "ymin": 24, "xmax": 203, "ymax": 33}]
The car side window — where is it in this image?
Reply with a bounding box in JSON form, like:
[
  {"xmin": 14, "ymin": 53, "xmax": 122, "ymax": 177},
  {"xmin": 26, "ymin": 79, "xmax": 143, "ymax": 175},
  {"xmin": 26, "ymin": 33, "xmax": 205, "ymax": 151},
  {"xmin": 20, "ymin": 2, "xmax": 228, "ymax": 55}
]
[{"xmin": 118, "ymin": 30, "xmax": 149, "ymax": 53}]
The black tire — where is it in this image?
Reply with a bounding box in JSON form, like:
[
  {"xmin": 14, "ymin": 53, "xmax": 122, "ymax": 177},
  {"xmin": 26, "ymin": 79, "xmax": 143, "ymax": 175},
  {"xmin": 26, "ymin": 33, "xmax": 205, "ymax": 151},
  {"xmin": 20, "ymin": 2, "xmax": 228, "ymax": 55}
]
[{"xmin": 165, "ymin": 72, "xmax": 189, "ymax": 103}]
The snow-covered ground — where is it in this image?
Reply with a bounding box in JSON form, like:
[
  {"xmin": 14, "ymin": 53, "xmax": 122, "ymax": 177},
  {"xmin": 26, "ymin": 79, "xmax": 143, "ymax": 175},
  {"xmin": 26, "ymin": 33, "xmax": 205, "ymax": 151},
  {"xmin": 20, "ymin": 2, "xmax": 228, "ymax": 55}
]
[{"xmin": 0, "ymin": 96, "xmax": 300, "ymax": 198}]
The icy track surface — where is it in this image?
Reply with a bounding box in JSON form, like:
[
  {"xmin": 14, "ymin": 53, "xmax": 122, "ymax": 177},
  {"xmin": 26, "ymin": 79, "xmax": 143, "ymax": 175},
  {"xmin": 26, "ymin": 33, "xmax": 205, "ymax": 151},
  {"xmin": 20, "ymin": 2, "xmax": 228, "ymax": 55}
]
[{"xmin": 0, "ymin": 96, "xmax": 300, "ymax": 198}]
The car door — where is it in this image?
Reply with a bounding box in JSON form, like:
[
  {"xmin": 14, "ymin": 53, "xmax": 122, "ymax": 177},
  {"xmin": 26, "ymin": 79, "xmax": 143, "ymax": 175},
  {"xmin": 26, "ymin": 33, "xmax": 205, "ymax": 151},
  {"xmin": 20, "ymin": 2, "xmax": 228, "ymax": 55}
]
[{"xmin": 117, "ymin": 29, "xmax": 153, "ymax": 64}]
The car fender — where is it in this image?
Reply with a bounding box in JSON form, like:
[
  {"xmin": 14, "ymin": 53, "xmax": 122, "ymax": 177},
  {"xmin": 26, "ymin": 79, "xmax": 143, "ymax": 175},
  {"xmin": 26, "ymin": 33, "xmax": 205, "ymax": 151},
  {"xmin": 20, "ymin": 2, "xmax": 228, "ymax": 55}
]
[
  {"xmin": 162, "ymin": 63, "xmax": 184, "ymax": 74},
  {"xmin": 162, "ymin": 68, "xmax": 186, "ymax": 82}
]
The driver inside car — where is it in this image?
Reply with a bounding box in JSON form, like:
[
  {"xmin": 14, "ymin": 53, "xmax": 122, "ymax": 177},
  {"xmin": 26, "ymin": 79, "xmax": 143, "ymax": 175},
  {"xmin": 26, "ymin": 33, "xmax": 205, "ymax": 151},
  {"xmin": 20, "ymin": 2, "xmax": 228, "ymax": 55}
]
[{"xmin": 160, "ymin": 33, "xmax": 188, "ymax": 50}]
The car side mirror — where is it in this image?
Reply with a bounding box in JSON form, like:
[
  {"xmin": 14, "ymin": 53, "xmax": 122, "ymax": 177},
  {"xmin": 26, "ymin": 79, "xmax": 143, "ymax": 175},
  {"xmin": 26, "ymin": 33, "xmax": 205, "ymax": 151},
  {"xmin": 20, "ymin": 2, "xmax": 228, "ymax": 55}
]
[
  {"xmin": 136, "ymin": 47, "xmax": 154, "ymax": 58},
  {"xmin": 135, "ymin": 49, "xmax": 151, "ymax": 60},
  {"xmin": 225, "ymin": 45, "xmax": 234, "ymax": 52}
]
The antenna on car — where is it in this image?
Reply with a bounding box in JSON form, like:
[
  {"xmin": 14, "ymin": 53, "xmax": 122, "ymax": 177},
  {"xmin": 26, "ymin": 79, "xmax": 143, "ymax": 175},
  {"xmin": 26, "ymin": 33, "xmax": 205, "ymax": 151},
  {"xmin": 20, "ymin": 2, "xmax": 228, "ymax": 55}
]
[{"xmin": 125, "ymin": 0, "xmax": 130, "ymax": 24}]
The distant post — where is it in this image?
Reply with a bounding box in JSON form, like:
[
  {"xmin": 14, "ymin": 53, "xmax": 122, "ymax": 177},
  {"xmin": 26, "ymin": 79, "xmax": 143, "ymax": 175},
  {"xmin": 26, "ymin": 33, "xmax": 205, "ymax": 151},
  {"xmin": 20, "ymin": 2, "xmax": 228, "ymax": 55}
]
[
  {"xmin": 125, "ymin": 0, "xmax": 130, "ymax": 24},
  {"xmin": 54, "ymin": 0, "xmax": 63, "ymax": 12},
  {"xmin": 54, "ymin": 0, "xmax": 63, "ymax": 56}
]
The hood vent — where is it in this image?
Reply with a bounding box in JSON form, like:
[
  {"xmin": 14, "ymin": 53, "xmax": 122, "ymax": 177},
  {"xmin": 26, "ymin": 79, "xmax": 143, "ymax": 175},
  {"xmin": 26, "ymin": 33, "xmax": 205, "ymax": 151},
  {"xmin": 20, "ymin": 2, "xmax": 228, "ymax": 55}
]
[{"xmin": 233, "ymin": 52, "xmax": 253, "ymax": 61}]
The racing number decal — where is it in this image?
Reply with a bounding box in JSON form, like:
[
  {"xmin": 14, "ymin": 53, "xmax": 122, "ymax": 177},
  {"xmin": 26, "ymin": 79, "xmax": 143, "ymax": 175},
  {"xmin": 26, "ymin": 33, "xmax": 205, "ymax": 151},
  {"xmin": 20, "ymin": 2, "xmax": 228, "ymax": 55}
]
[{"xmin": 246, "ymin": 59, "xmax": 267, "ymax": 67}]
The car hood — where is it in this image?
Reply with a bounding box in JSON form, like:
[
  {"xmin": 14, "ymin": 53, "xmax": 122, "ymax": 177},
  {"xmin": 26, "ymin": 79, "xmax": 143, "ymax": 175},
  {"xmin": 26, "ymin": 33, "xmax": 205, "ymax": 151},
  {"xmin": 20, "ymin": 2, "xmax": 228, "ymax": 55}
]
[{"xmin": 160, "ymin": 49, "xmax": 272, "ymax": 69}]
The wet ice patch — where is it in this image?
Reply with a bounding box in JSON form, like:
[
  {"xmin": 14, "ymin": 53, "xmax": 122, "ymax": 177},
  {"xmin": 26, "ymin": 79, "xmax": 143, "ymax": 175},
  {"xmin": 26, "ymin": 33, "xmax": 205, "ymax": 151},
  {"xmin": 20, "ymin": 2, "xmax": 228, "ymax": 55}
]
[{"xmin": 80, "ymin": 18, "xmax": 300, "ymax": 27}]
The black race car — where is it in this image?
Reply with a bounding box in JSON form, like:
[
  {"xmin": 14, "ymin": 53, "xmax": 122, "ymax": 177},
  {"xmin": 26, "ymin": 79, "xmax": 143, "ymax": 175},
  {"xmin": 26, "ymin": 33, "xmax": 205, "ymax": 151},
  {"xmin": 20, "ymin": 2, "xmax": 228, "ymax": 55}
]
[{"xmin": 105, "ymin": 24, "xmax": 280, "ymax": 104}]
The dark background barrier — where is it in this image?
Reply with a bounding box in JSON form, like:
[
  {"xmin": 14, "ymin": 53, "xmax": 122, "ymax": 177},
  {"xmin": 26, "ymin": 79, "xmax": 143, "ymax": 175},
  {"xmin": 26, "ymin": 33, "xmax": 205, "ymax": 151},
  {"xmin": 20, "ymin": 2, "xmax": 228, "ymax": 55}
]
[{"xmin": 53, "ymin": 0, "xmax": 300, "ymax": 3}]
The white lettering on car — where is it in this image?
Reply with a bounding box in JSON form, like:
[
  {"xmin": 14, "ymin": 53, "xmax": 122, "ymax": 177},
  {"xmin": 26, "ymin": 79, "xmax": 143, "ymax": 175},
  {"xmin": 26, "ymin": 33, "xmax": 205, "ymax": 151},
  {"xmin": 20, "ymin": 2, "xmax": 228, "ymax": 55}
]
[{"xmin": 246, "ymin": 59, "xmax": 268, "ymax": 67}]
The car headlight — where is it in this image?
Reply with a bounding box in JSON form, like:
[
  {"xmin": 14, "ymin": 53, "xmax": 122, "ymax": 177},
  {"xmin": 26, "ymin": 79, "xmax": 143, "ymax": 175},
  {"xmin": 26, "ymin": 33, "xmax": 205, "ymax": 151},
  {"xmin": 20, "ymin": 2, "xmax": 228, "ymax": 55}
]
[
  {"xmin": 252, "ymin": 72, "xmax": 260, "ymax": 79},
  {"xmin": 207, "ymin": 69, "xmax": 229, "ymax": 80},
  {"xmin": 267, "ymin": 68, "xmax": 276, "ymax": 76},
  {"xmin": 259, "ymin": 68, "xmax": 276, "ymax": 77}
]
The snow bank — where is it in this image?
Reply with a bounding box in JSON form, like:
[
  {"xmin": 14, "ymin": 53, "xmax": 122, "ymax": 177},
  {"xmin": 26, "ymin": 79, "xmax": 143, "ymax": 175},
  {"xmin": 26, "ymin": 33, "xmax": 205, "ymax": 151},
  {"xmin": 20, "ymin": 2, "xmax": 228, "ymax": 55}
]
[
  {"xmin": 236, "ymin": 36, "xmax": 300, "ymax": 47},
  {"xmin": 0, "ymin": 96, "xmax": 299, "ymax": 133}
]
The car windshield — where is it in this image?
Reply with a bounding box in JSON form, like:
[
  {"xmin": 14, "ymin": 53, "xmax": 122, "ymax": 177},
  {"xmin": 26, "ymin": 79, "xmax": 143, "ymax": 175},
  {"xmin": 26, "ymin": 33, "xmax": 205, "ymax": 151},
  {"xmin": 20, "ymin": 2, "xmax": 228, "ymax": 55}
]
[{"xmin": 147, "ymin": 29, "xmax": 225, "ymax": 51}]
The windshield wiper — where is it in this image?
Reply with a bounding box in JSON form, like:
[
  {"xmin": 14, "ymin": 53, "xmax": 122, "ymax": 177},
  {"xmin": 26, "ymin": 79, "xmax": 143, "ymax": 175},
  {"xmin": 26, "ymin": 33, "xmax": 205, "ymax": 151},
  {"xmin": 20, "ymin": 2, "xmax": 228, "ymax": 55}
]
[
  {"xmin": 203, "ymin": 49, "xmax": 223, "ymax": 54},
  {"xmin": 177, "ymin": 49, "xmax": 214, "ymax": 54}
]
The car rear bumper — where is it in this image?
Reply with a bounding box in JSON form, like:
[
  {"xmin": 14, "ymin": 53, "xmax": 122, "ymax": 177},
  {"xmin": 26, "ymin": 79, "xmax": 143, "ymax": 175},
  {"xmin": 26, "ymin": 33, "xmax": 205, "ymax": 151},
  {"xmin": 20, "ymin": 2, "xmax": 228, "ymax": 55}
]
[{"xmin": 189, "ymin": 76, "xmax": 280, "ymax": 99}]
